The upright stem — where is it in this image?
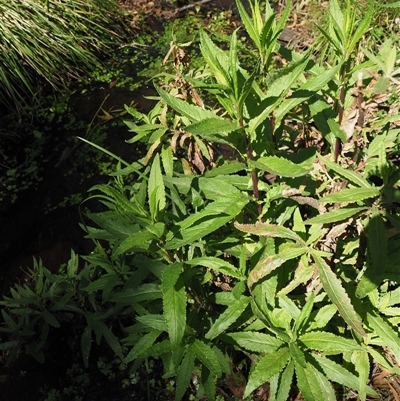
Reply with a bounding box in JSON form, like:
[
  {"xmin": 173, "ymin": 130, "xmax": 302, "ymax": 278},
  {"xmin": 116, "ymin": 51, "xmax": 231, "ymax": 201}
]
[{"xmin": 334, "ymin": 66, "xmax": 346, "ymax": 162}]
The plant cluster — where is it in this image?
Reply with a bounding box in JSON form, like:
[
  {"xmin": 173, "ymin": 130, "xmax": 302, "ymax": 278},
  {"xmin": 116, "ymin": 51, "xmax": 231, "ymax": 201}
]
[
  {"xmin": 1, "ymin": 0, "xmax": 400, "ymax": 400},
  {"xmin": 0, "ymin": 0, "xmax": 129, "ymax": 113}
]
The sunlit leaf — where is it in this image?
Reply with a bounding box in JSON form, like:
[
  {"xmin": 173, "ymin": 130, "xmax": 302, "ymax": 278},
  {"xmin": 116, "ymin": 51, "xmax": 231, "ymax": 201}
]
[
  {"xmin": 319, "ymin": 187, "xmax": 379, "ymax": 203},
  {"xmin": 305, "ymin": 207, "xmax": 366, "ymax": 225},
  {"xmin": 191, "ymin": 339, "xmax": 222, "ymax": 378},
  {"xmin": 299, "ymin": 331, "xmax": 363, "ymax": 353},
  {"xmin": 227, "ymin": 331, "xmax": 283, "ymax": 353}
]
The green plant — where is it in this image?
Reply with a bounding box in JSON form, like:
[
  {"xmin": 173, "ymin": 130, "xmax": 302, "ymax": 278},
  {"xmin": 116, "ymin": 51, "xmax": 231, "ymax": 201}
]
[{"xmin": 0, "ymin": 0, "xmax": 129, "ymax": 112}]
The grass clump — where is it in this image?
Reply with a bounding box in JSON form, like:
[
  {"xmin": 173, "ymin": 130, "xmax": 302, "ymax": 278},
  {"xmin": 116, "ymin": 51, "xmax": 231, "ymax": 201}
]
[{"xmin": 0, "ymin": 0, "xmax": 129, "ymax": 112}]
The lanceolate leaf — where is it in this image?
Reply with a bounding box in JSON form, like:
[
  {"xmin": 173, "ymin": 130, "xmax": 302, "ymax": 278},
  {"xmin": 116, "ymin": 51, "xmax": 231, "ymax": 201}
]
[
  {"xmin": 185, "ymin": 117, "xmax": 239, "ymax": 137},
  {"xmin": 148, "ymin": 153, "xmax": 166, "ymax": 220},
  {"xmin": 318, "ymin": 155, "xmax": 372, "ymax": 188},
  {"xmin": 163, "ymin": 263, "xmax": 186, "ymax": 349},
  {"xmin": 366, "ymin": 209, "xmax": 387, "ymax": 276},
  {"xmin": 252, "ymin": 155, "xmax": 313, "ymax": 178},
  {"xmin": 298, "ymin": 331, "xmax": 363, "ymax": 353},
  {"xmin": 227, "ymin": 331, "xmax": 283, "ymax": 353},
  {"xmin": 313, "ymin": 254, "xmax": 366, "ymax": 337},
  {"xmin": 124, "ymin": 330, "xmax": 162, "ymax": 363},
  {"xmin": 155, "ymin": 84, "xmax": 216, "ymax": 122},
  {"xmin": 186, "ymin": 257, "xmax": 245, "ymax": 280},
  {"xmin": 312, "ymin": 354, "xmax": 378, "ymax": 396},
  {"xmin": 248, "ymin": 243, "xmax": 307, "ymax": 288},
  {"xmin": 244, "ymin": 347, "xmax": 290, "ymax": 397},
  {"xmin": 235, "ymin": 222, "xmax": 305, "ymax": 244},
  {"xmin": 110, "ymin": 283, "xmax": 162, "ymax": 303},
  {"xmin": 295, "ymin": 361, "xmax": 328, "ymax": 401},
  {"xmin": 205, "ymin": 296, "xmax": 250, "ymax": 340},
  {"xmin": 366, "ymin": 310, "xmax": 400, "ymax": 357},
  {"xmin": 319, "ymin": 187, "xmax": 379, "ymax": 203},
  {"xmin": 352, "ymin": 351, "xmax": 370, "ymax": 401},
  {"xmin": 305, "ymin": 207, "xmax": 366, "ymax": 225},
  {"xmin": 166, "ymin": 195, "xmax": 248, "ymax": 249},
  {"xmin": 176, "ymin": 347, "xmax": 196, "ymax": 401},
  {"xmin": 191, "ymin": 339, "xmax": 222, "ymax": 378}
]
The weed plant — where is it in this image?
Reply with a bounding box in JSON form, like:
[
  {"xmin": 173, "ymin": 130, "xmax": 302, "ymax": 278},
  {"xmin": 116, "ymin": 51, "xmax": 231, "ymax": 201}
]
[{"xmin": 1, "ymin": 0, "xmax": 400, "ymax": 400}]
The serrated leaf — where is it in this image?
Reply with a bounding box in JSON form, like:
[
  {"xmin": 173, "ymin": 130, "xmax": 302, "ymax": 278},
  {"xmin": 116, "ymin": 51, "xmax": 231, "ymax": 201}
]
[
  {"xmin": 312, "ymin": 354, "xmax": 377, "ymax": 396},
  {"xmin": 248, "ymin": 243, "xmax": 307, "ymax": 288},
  {"xmin": 163, "ymin": 264, "xmax": 186, "ymax": 349},
  {"xmin": 166, "ymin": 195, "xmax": 248, "ymax": 249},
  {"xmin": 155, "ymin": 84, "xmax": 216, "ymax": 122},
  {"xmin": 227, "ymin": 331, "xmax": 283, "ymax": 353},
  {"xmin": 307, "ymin": 304, "xmax": 337, "ymax": 331},
  {"xmin": 124, "ymin": 330, "xmax": 162, "ymax": 363},
  {"xmin": 290, "ymin": 343, "xmax": 307, "ymax": 368},
  {"xmin": 205, "ymin": 296, "xmax": 250, "ymax": 340},
  {"xmin": 318, "ymin": 154, "xmax": 372, "ymax": 188},
  {"xmin": 319, "ymin": 187, "xmax": 379, "ymax": 203},
  {"xmin": 113, "ymin": 230, "xmax": 155, "ymax": 256},
  {"xmin": 327, "ymin": 118, "xmax": 347, "ymax": 142},
  {"xmin": 148, "ymin": 153, "xmax": 166, "ymax": 220},
  {"xmin": 366, "ymin": 310, "xmax": 400, "ymax": 357},
  {"xmin": 295, "ymin": 362, "xmax": 325, "ymax": 401},
  {"xmin": 299, "ymin": 331, "xmax": 363, "ymax": 353},
  {"xmin": 191, "ymin": 339, "xmax": 222, "ymax": 378},
  {"xmin": 305, "ymin": 207, "xmax": 366, "ymax": 225},
  {"xmin": 186, "ymin": 257, "xmax": 245, "ymax": 280},
  {"xmin": 176, "ymin": 347, "xmax": 196, "ymax": 401},
  {"xmin": 352, "ymin": 351, "xmax": 370, "ymax": 401},
  {"xmin": 235, "ymin": 222, "xmax": 305, "ymax": 244},
  {"xmin": 244, "ymin": 347, "xmax": 290, "ymax": 397},
  {"xmin": 185, "ymin": 117, "xmax": 239, "ymax": 138},
  {"xmin": 136, "ymin": 315, "xmax": 167, "ymax": 331},
  {"xmin": 275, "ymin": 359, "xmax": 295, "ymax": 401},
  {"xmin": 253, "ymin": 156, "xmax": 313, "ymax": 178},
  {"xmin": 313, "ymin": 254, "xmax": 366, "ymax": 337},
  {"xmin": 110, "ymin": 283, "xmax": 162, "ymax": 303}
]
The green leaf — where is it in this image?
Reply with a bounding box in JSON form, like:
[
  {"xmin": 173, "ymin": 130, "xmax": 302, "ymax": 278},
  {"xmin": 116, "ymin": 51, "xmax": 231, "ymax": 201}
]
[
  {"xmin": 327, "ymin": 118, "xmax": 347, "ymax": 142},
  {"xmin": 176, "ymin": 347, "xmax": 196, "ymax": 401},
  {"xmin": 166, "ymin": 194, "xmax": 248, "ymax": 249},
  {"xmin": 299, "ymin": 331, "xmax": 363, "ymax": 353},
  {"xmin": 110, "ymin": 283, "xmax": 162, "ymax": 303},
  {"xmin": 191, "ymin": 339, "xmax": 222, "ymax": 378},
  {"xmin": 185, "ymin": 117, "xmax": 239, "ymax": 138},
  {"xmin": 205, "ymin": 296, "xmax": 250, "ymax": 340},
  {"xmin": 148, "ymin": 153, "xmax": 166, "ymax": 220},
  {"xmin": 248, "ymin": 243, "xmax": 307, "ymax": 288},
  {"xmin": 124, "ymin": 330, "xmax": 162, "ymax": 363},
  {"xmin": 274, "ymin": 359, "xmax": 294, "ymax": 401},
  {"xmin": 289, "ymin": 343, "xmax": 307, "ymax": 368},
  {"xmin": 235, "ymin": 0, "xmax": 260, "ymax": 48},
  {"xmin": 136, "ymin": 315, "xmax": 167, "ymax": 331},
  {"xmin": 312, "ymin": 354, "xmax": 377, "ymax": 396},
  {"xmin": 155, "ymin": 84, "xmax": 216, "ymax": 122},
  {"xmin": 305, "ymin": 207, "xmax": 366, "ymax": 225},
  {"xmin": 294, "ymin": 291, "xmax": 315, "ymax": 334},
  {"xmin": 252, "ymin": 155, "xmax": 313, "ymax": 178},
  {"xmin": 186, "ymin": 257, "xmax": 245, "ymax": 280},
  {"xmin": 319, "ymin": 187, "xmax": 379, "ymax": 203},
  {"xmin": 295, "ymin": 361, "xmax": 336, "ymax": 401},
  {"xmin": 227, "ymin": 331, "xmax": 283, "ymax": 353},
  {"xmin": 81, "ymin": 326, "xmax": 92, "ymax": 368},
  {"xmin": 313, "ymin": 254, "xmax": 366, "ymax": 337},
  {"xmin": 161, "ymin": 145, "xmax": 174, "ymax": 177},
  {"xmin": 113, "ymin": 229, "xmax": 155, "ymax": 256},
  {"xmin": 366, "ymin": 310, "xmax": 400, "ymax": 357},
  {"xmin": 352, "ymin": 351, "xmax": 370, "ymax": 401},
  {"xmin": 244, "ymin": 347, "xmax": 290, "ymax": 397},
  {"xmin": 41, "ymin": 310, "xmax": 60, "ymax": 328},
  {"xmin": 235, "ymin": 222, "xmax": 305, "ymax": 244},
  {"xmin": 318, "ymin": 154, "xmax": 372, "ymax": 188},
  {"xmin": 163, "ymin": 263, "xmax": 186, "ymax": 349}
]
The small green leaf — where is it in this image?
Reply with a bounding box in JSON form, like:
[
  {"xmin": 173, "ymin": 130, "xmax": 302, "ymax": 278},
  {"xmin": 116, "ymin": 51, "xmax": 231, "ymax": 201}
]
[
  {"xmin": 313, "ymin": 254, "xmax": 366, "ymax": 337},
  {"xmin": 124, "ymin": 330, "xmax": 162, "ymax": 363},
  {"xmin": 290, "ymin": 343, "xmax": 307, "ymax": 368},
  {"xmin": 366, "ymin": 310, "xmax": 400, "ymax": 357},
  {"xmin": 227, "ymin": 331, "xmax": 283, "ymax": 353},
  {"xmin": 352, "ymin": 351, "xmax": 370, "ymax": 401},
  {"xmin": 191, "ymin": 339, "xmax": 222, "ymax": 378},
  {"xmin": 299, "ymin": 331, "xmax": 363, "ymax": 353},
  {"xmin": 176, "ymin": 347, "xmax": 196, "ymax": 401},
  {"xmin": 163, "ymin": 264, "xmax": 186, "ymax": 349},
  {"xmin": 205, "ymin": 296, "xmax": 250, "ymax": 340},
  {"xmin": 318, "ymin": 154, "xmax": 372, "ymax": 188},
  {"xmin": 253, "ymin": 155, "xmax": 313, "ymax": 178},
  {"xmin": 148, "ymin": 153, "xmax": 166, "ymax": 220},
  {"xmin": 327, "ymin": 118, "xmax": 347, "ymax": 142},
  {"xmin": 111, "ymin": 283, "xmax": 162, "ymax": 303},
  {"xmin": 185, "ymin": 117, "xmax": 239, "ymax": 138},
  {"xmin": 186, "ymin": 257, "xmax": 244, "ymax": 280},
  {"xmin": 312, "ymin": 354, "xmax": 377, "ymax": 396},
  {"xmin": 319, "ymin": 187, "xmax": 379, "ymax": 203},
  {"xmin": 136, "ymin": 315, "xmax": 167, "ymax": 331},
  {"xmin": 41, "ymin": 310, "xmax": 60, "ymax": 328},
  {"xmin": 305, "ymin": 207, "xmax": 366, "ymax": 225},
  {"xmin": 244, "ymin": 347, "xmax": 290, "ymax": 397},
  {"xmin": 274, "ymin": 360, "xmax": 295, "ymax": 401},
  {"xmin": 248, "ymin": 243, "xmax": 307, "ymax": 288},
  {"xmin": 235, "ymin": 222, "xmax": 305, "ymax": 244}
]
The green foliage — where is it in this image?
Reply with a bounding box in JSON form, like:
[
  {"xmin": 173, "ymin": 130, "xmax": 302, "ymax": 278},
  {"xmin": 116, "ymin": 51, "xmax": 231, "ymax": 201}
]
[
  {"xmin": 0, "ymin": 0, "xmax": 129, "ymax": 111},
  {"xmin": 1, "ymin": 1, "xmax": 400, "ymax": 400}
]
